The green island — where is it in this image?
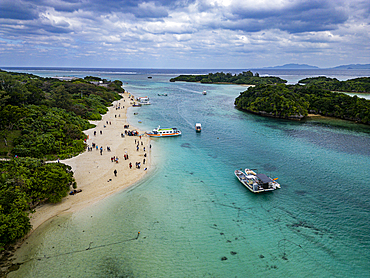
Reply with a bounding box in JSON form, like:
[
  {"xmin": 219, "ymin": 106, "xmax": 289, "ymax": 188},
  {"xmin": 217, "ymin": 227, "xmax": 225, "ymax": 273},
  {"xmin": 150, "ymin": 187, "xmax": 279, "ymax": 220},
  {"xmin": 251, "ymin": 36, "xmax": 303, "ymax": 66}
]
[
  {"xmin": 298, "ymin": 76, "xmax": 370, "ymax": 93},
  {"xmin": 169, "ymin": 70, "xmax": 287, "ymax": 85},
  {"xmin": 234, "ymin": 81, "xmax": 370, "ymax": 123},
  {"xmin": 0, "ymin": 70, "xmax": 123, "ymax": 254},
  {"xmin": 170, "ymin": 71, "xmax": 370, "ymax": 124}
]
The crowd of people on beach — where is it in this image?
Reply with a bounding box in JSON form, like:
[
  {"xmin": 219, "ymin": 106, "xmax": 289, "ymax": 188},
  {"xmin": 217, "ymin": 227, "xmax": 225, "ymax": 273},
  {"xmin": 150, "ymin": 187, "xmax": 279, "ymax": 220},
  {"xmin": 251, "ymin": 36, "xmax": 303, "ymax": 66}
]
[
  {"xmin": 125, "ymin": 130, "xmax": 139, "ymax": 136},
  {"xmin": 87, "ymin": 135, "xmax": 148, "ymax": 172},
  {"xmin": 79, "ymin": 94, "xmax": 150, "ymax": 184}
]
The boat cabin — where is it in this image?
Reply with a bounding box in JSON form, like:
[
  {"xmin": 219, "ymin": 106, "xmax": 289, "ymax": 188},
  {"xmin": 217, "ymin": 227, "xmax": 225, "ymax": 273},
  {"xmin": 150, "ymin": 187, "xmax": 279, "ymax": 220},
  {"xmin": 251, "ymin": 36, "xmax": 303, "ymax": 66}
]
[
  {"xmin": 256, "ymin": 173, "xmax": 274, "ymax": 189},
  {"xmin": 147, "ymin": 125, "xmax": 181, "ymax": 137},
  {"xmin": 138, "ymin": 96, "xmax": 150, "ymax": 104}
]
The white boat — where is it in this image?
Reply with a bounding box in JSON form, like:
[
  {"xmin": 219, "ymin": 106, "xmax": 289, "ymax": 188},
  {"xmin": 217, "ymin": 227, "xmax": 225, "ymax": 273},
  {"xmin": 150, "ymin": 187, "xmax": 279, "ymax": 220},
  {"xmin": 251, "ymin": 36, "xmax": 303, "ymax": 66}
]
[
  {"xmin": 202, "ymin": 91, "xmax": 207, "ymax": 95},
  {"xmin": 137, "ymin": 96, "xmax": 150, "ymax": 105},
  {"xmin": 234, "ymin": 169, "xmax": 280, "ymax": 193},
  {"xmin": 147, "ymin": 126, "xmax": 181, "ymax": 137},
  {"xmin": 195, "ymin": 123, "xmax": 201, "ymax": 132}
]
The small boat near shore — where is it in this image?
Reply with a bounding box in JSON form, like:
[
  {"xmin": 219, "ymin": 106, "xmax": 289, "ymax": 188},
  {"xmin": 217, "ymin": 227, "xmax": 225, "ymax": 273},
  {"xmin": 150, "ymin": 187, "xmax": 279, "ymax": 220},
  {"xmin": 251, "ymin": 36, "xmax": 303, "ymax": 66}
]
[
  {"xmin": 195, "ymin": 123, "xmax": 201, "ymax": 132},
  {"xmin": 235, "ymin": 169, "xmax": 280, "ymax": 193},
  {"xmin": 147, "ymin": 126, "xmax": 181, "ymax": 137},
  {"xmin": 137, "ymin": 96, "xmax": 150, "ymax": 105},
  {"xmin": 158, "ymin": 93, "xmax": 168, "ymax": 96}
]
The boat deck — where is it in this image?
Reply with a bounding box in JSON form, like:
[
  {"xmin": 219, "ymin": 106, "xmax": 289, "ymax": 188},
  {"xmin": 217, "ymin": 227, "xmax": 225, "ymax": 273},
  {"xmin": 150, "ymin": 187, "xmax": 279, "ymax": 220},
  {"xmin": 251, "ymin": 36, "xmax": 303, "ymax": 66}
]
[{"xmin": 235, "ymin": 169, "xmax": 280, "ymax": 193}]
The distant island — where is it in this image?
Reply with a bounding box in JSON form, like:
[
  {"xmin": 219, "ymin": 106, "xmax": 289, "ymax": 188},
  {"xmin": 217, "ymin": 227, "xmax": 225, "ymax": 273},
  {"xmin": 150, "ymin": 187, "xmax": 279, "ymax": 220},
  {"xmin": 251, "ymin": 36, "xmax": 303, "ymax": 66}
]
[
  {"xmin": 298, "ymin": 76, "xmax": 370, "ymax": 93},
  {"xmin": 261, "ymin": 63, "xmax": 370, "ymax": 70},
  {"xmin": 170, "ymin": 70, "xmax": 287, "ymax": 85},
  {"xmin": 332, "ymin": 64, "xmax": 370, "ymax": 70},
  {"xmin": 263, "ymin": 63, "xmax": 319, "ymax": 69}
]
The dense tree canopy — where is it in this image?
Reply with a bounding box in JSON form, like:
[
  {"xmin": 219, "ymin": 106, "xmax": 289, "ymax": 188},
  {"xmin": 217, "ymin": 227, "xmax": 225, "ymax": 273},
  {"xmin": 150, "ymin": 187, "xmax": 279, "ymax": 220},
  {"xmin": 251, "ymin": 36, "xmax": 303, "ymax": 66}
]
[
  {"xmin": 0, "ymin": 70, "xmax": 123, "ymax": 159},
  {"xmin": 298, "ymin": 76, "xmax": 370, "ymax": 93},
  {"xmin": 170, "ymin": 71, "xmax": 287, "ymax": 85},
  {"xmin": 235, "ymin": 84, "xmax": 309, "ymax": 120},
  {"xmin": 0, "ymin": 158, "xmax": 74, "ymax": 246},
  {"xmin": 235, "ymin": 83, "xmax": 370, "ymax": 124},
  {"xmin": 0, "ymin": 70, "xmax": 123, "ymax": 250}
]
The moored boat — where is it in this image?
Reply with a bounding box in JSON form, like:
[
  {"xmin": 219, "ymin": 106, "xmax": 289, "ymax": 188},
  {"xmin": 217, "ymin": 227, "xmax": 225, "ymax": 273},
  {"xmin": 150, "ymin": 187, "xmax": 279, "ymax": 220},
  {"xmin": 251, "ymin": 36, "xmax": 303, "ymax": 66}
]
[
  {"xmin": 147, "ymin": 126, "xmax": 181, "ymax": 137},
  {"xmin": 137, "ymin": 96, "xmax": 150, "ymax": 105},
  {"xmin": 195, "ymin": 123, "xmax": 201, "ymax": 132},
  {"xmin": 234, "ymin": 169, "xmax": 280, "ymax": 193}
]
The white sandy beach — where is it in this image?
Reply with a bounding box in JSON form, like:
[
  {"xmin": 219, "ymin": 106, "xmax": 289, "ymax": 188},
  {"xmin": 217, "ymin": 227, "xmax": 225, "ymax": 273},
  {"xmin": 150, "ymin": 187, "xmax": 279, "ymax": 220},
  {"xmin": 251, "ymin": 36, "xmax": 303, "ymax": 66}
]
[{"xmin": 28, "ymin": 92, "xmax": 151, "ymax": 233}]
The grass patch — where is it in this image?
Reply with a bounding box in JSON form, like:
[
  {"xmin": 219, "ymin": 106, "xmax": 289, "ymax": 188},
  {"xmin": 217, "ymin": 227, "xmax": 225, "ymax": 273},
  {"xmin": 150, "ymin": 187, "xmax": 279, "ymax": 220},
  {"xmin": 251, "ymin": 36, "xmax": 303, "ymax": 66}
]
[{"xmin": 0, "ymin": 130, "xmax": 21, "ymax": 157}]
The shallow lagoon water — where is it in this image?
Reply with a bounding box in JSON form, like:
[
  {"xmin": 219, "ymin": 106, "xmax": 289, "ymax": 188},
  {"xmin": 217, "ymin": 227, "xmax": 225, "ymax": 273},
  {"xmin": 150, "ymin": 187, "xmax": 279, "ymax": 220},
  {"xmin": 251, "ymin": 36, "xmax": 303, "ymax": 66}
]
[{"xmin": 9, "ymin": 69, "xmax": 370, "ymax": 277}]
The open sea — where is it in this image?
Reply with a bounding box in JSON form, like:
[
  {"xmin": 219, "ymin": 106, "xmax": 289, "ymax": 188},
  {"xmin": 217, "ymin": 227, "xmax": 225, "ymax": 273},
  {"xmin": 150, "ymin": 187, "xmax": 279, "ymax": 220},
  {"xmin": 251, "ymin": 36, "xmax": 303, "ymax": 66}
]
[{"xmin": 4, "ymin": 67, "xmax": 370, "ymax": 277}]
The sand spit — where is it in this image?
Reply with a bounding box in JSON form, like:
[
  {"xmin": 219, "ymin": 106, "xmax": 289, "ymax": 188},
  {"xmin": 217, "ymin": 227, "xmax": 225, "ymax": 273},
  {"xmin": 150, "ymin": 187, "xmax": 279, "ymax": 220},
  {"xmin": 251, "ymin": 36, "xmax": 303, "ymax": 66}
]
[{"xmin": 29, "ymin": 92, "xmax": 151, "ymax": 233}]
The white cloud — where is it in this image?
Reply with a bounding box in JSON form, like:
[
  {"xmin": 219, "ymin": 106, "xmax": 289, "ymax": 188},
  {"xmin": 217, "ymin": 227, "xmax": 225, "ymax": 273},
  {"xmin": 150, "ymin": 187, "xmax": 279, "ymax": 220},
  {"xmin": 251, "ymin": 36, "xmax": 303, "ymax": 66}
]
[{"xmin": 0, "ymin": 0, "xmax": 369, "ymax": 68}]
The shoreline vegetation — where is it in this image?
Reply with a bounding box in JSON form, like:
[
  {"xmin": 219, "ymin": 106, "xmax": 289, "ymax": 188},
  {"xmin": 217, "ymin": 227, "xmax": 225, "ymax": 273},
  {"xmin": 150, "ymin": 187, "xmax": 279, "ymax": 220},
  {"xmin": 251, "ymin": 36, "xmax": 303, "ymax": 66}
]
[
  {"xmin": 170, "ymin": 71, "xmax": 370, "ymax": 124},
  {"xmin": 234, "ymin": 81, "xmax": 370, "ymax": 124},
  {"xmin": 0, "ymin": 70, "xmax": 151, "ymax": 276},
  {"xmin": 169, "ymin": 70, "xmax": 287, "ymax": 85},
  {"xmin": 298, "ymin": 76, "xmax": 370, "ymax": 93}
]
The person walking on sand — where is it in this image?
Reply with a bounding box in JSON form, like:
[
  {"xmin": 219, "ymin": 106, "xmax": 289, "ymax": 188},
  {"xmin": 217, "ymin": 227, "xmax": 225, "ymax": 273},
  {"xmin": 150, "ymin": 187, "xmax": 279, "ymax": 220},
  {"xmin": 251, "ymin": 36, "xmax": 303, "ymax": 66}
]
[
  {"xmin": 114, "ymin": 169, "xmax": 117, "ymax": 176},
  {"xmin": 129, "ymin": 162, "xmax": 132, "ymax": 169}
]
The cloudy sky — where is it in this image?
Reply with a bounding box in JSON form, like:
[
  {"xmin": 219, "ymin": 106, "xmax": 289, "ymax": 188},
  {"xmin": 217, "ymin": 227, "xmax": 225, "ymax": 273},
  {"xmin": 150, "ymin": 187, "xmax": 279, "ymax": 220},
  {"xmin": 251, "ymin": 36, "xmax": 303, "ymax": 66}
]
[{"xmin": 0, "ymin": 0, "xmax": 369, "ymax": 68}]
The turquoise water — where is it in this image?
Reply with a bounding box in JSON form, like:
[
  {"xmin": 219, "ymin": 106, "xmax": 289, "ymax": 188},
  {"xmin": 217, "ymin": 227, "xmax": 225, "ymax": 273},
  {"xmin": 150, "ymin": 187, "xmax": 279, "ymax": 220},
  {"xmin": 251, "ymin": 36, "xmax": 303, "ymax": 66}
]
[{"xmin": 9, "ymin": 70, "xmax": 370, "ymax": 277}]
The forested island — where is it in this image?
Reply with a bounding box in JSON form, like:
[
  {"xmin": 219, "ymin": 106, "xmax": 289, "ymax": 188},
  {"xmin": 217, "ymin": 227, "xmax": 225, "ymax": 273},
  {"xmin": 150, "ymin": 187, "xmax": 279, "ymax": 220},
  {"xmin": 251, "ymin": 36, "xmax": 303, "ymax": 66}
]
[
  {"xmin": 234, "ymin": 82, "xmax": 370, "ymax": 124},
  {"xmin": 170, "ymin": 70, "xmax": 287, "ymax": 85},
  {"xmin": 170, "ymin": 70, "xmax": 370, "ymax": 124},
  {"xmin": 0, "ymin": 70, "xmax": 123, "ymax": 258},
  {"xmin": 298, "ymin": 76, "xmax": 370, "ymax": 93}
]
